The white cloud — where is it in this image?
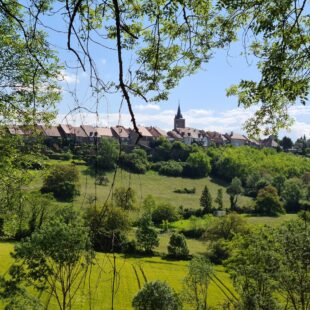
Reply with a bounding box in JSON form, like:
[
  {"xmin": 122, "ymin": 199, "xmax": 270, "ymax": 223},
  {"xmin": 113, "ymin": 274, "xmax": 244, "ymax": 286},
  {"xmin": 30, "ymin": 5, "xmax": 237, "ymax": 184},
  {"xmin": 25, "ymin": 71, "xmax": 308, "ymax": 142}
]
[
  {"xmin": 59, "ymin": 70, "xmax": 80, "ymax": 84},
  {"xmin": 134, "ymin": 104, "xmax": 161, "ymax": 111}
]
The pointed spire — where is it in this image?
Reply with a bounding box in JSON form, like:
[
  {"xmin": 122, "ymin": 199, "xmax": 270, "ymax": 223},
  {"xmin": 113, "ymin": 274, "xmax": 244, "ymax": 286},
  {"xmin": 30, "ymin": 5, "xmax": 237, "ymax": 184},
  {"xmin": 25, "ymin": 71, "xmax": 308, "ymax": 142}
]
[{"xmin": 176, "ymin": 103, "xmax": 183, "ymax": 119}]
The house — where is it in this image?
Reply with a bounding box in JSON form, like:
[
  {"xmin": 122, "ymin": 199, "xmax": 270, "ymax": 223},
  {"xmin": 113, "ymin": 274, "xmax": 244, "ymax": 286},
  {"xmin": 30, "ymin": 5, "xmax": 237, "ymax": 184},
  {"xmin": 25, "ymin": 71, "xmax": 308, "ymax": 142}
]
[
  {"xmin": 7, "ymin": 125, "xmax": 25, "ymax": 135},
  {"xmin": 167, "ymin": 130, "xmax": 182, "ymax": 141},
  {"xmin": 205, "ymin": 131, "xmax": 228, "ymax": 146},
  {"xmin": 146, "ymin": 126, "xmax": 167, "ymax": 139},
  {"xmin": 39, "ymin": 125, "xmax": 62, "ymax": 139},
  {"xmin": 174, "ymin": 127, "xmax": 209, "ymax": 146},
  {"xmin": 111, "ymin": 126, "xmax": 129, "ymax": 142},
  {"xmin": 80, "ymin": 125, "xmax": 97, "ymax": 141},
  {"xmin": 96, "ymin": 127, "xmax": 113, "ymax": 139},
  {"xmin": 129, "ymin": 126, "xmax": 153, "ymax": 146},
  {"xmin": 261, "ymin": 136, "xmax": 279, "ymax": 148},
  {"xmin": 58, "ymin": 124, "xmax": 88, "ymax": 143},
  {"xmin": 225, "ymin": 132, "xmax": 248, "ymax": 146}
]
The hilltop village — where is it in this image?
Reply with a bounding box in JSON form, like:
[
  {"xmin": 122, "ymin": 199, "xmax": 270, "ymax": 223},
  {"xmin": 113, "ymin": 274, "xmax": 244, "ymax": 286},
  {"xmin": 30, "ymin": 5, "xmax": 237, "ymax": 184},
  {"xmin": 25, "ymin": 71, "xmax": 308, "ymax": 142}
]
[{"xmin": 5, "ymin": 105, "xmax": 278, "ymax": 149}]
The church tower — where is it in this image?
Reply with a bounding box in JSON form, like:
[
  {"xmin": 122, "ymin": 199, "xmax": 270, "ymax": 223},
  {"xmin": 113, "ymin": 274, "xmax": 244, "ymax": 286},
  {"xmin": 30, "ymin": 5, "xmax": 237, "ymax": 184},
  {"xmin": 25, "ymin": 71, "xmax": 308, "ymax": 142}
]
[{"xmin": 174, "ymin": 104, "xmax": 185, "ymax": 129}]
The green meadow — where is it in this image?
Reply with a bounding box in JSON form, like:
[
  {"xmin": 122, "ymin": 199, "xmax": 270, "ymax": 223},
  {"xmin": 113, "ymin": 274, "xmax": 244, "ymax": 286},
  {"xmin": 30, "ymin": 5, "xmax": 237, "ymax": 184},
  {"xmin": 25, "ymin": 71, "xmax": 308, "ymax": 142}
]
[{"xmin": 0, "ymin": 242, "xmax": 235, "ymax": 310}]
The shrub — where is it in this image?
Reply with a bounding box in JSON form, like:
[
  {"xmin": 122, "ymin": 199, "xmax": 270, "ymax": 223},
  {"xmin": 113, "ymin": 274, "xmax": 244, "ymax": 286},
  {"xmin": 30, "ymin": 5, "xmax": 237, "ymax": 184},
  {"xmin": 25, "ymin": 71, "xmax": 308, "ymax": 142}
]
[
  {"xmin": 152, "ymin": 203, "xmax": 179, "ymax": 225},
  {"xmin": 114, "ymin": 187, "xmax": 136, "ymax": 210},
  {"xmin": 41, "ymin": 165, "xmax": 80, "ymax": 201},
  {"xmin": 282, "ymin": 178, "xmax": 303, "ymax": 212},
  {"xmin": 174, "ymin": 187, "xmax": 196, "ymax": 194},
  {"xmin": 132, "ymin": 281, "xmax": 182, "ymax": 310},
  {"xmin": 120, "ymin": 148, "xmax": 149, "ymax": 174},
  {"xmin": 256, "ymin": 185, "xmax": 285, "ymax": 216},
  {"xmin": 167, "ymin": 233, "xmax": 189, "ymax": 259},
  {"xmin": 159, "ymin": 160, "xmax": 183, "ymax": 177},
  {"xmin": 136, "ymin": 214, "xmax": 159, "ymax": 254},
  {"xmin": 183, "ymin": 152, "xmax": 211, "ymax": 178}
]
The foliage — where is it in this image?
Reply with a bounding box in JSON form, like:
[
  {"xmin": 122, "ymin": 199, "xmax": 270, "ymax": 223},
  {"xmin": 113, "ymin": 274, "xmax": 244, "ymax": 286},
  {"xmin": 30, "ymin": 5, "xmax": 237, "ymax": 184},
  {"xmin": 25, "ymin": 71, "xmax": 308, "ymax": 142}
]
[
  {"xmin": 282, "ymin": 178, "xmax": 303, "ymax": 212},
  {"xmin": 227, "ymin": 177, "xmax": 243, "ymax": 211},
  {"xmin": 136, "ymin": 214, "xmax": 159, "ymax": 254},
  {"xmin": 174, "ymin": 187, "xmax": 196, "ymax": 194},
  {"xmin": 1, "ymin": 208, "xmax": 93, "ymax": 310},
  {"xmin": 221, "ymin": 0, "xmax": 310, "ymax": 135},
  {"xmin": 41, "ymin": 164, "xmax": 80, "ymax": 201},
  {"xmin": 203, "ymin": 214, "xmax": 248, "ymax": 242},
  {"xmin": 142, "ymin": 195, "xmax": 156, "ymax": 214},
  {"xmin": 120, "ymin": 148, "xmax": 149, "ymax": 174},
  {"xmin": 114, "ymin": 187, "xmax": 136, "ymax": 210},
  {"xmin": 0, "ymin": 3, "xmax": 61, "ymax": 124},
  {"xmin": 132, "ymin": 281, "xmax": 182, "ymax": 310},
  {"xmin": 183, "ymin": 256, "xmax": 214, "ymax": 310},
  {"xmin": 167, "ymin": 233, "xmax": 189, "ymax": 259},
  {"xmin": 256, "ymin": 185, "xmax": 284, "ymax": 216},
  {"xmin": 85, "ymin": 205, "xmax": 130, "ymax": 252},
  {"xmin": 87, "ymin": 138, "xmax": 119, "ymax": 171},
  {"xmin": 280, "ymin": 136, "xmax": 293, "ymax": 150},
  {"xmin": 200, "ymin": 185, "xmax": 213, "ymax": 214},
  {"xmin": 159, "ymin": 160, "xmax": 183, "ymax": 177},
  {"xmin": 211, "ymin": 146, "xmax": 310, "ymax": 183},
  {"xmin": 183, "ymin": 152, "xmax": 211, "ymax": 178},
  {"xmin": 215, "ymin": 188, "xmax": 224, "ymax": 210},
  {"xmin": 152, "ymin": 203, "xmax": 179, "ymax": 225}
]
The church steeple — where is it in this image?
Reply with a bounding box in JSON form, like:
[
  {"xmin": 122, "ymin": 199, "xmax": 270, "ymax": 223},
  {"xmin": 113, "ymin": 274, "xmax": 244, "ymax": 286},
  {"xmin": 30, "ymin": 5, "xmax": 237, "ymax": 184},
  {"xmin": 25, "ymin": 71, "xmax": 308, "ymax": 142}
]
[
  {"xmin": 176, "ymin": 104, "xmax": 183, "ymax": 119},
  {"xmin": 174, "ymin": 103, "xmax": 185, "ymax": 129}
]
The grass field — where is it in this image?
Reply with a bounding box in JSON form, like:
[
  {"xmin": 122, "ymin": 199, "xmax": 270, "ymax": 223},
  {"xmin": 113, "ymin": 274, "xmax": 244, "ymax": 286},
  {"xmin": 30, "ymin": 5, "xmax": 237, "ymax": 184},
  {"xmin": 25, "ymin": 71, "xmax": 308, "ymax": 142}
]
[
  {"xmin": 0, "ymin": 242, "xmax": 235, "ymax": 310},
  {"xmin": 29, "ymin": 160, "xmax": 253, "ymax": 211}
]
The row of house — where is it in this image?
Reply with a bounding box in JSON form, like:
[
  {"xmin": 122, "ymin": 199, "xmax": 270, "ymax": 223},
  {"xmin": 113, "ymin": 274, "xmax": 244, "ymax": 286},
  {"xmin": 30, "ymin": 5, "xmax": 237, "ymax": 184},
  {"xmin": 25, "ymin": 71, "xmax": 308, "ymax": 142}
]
[
  {"xmin": 5, "ymin": 122, "xmax": 278, "ymax": 149},
  {"xmin": 4, "ymin": 104, "xmax": 279, "ymax": 148}
]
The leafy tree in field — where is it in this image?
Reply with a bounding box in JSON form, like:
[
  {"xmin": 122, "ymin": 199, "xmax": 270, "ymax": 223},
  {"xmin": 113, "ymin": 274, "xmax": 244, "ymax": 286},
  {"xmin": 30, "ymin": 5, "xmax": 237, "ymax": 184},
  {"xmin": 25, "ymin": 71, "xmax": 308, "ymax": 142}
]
[
  {"xmin": 85, "ymin": 205, "xmax": 130, "ymax": 252},
  {"xmin": 113, "ymin": 187, "xmax": 136, "ymax": 210},
  {"xmin": 215, "ymin": 188, "xmax": 224, "ymax": 210},
  {"xmin": 87, "ymin": 138, "xmax": 119, "ymax": 171},
  {"xmin": 275, "ymin": 220, "xmax": 310, "ymax": 310},
  {"xmin": 282, "ymin": 178, "xmax": 303, "ymax": 212},
  {"xmin": 120, "ymin": 148, "xmax": 149, "ymax": 174},
  {"xmin": 227, "ymin": 177, "xmax": 243, "ymax": 211},
  {"xmin": 183, "ymin": 256, "xmax": 214, "ymax": 310},
  {"xmin": 227, "ymin": 229, "xmax": 280, "ymax": 310},
  {"xmin": 132, "ymin": 281, "xmax": 181, "ymax": 310},
  {"xmin": 159, "ymin": 160, "xmax": 183, "ymax": 177},
  {"xmin": 1, "ymin": 208, "xmax": 93, "ymax": 310},
  {"xmin": 256, "ymin": 185, "xmax": 285, "ymax": 216},
  {"xmin": 167, "ymin": 233, "xmax": 189, "ymax": 259},
  {"xmin": 184, "ymin": 152, "xmax": 211, "ymax": 178},
  {"xmin": 272, "ymin": 174, "xmax": 286, "ymax": 195},
  {"xmin": 142, "ymin": 195, "xmax": 156, "ymax": 214},
  {"xmin": 200, "ymin": 185, "xmax": 213, "ymax": 214},
  {"xmin": 280, "ymin": 136, "xmax": 293, "ymax": 151},
  {"xmin": 41, "ymin": 165, "xmax": 80, "ymax": 201},
  {"xmin": 152, "ymin": 203, "xmax": 179, "ymax": 225},
  {"xmin": 136, "ymin": 214, "xmax": 159, "ymax": 254}
]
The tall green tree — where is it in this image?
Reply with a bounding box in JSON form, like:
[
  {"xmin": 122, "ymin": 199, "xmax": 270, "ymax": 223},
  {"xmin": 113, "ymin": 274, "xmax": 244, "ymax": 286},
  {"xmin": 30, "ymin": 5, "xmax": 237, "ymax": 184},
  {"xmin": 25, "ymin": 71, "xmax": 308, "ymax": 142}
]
[
  {"xmin": 215, "ymin": 188, "xmax": 224, "ymax": 210},
  {"xmin": 183, "ymin": 256, "xmax": 214, "ymax": 310},
  {"xmin": 200, "ymin": 185, "xmax": 213, "ymax": 214},
  {"xmin": 136, "ymin": 214, "xmax": 159, "ymax": 254},
  {"xmin": 1, "ymin": 208, "xmax": 94, "ymax": 310},
  {"xmin": 256, "ymin": 185, "xmax": 284, "ymax": 216},
  {"xmin": 227, "ymin": 177, "xmax": 243, "ymax": 211},
  {"xmin": 167, "ymin": 233, "xmax": 189, "ymax": 259}
]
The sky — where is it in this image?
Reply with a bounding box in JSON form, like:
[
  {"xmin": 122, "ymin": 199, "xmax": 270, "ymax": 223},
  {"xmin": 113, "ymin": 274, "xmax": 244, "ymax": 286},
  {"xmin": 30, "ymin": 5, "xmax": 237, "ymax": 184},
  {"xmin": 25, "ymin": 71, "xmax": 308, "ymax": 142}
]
[{"xmin": 42, "ymin": 8, "xmax": 309, "ymax": 140}]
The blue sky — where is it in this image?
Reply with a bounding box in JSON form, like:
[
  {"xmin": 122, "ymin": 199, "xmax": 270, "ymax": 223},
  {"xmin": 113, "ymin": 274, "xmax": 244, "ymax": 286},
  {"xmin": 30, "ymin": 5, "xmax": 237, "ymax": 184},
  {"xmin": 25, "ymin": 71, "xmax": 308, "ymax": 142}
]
[{"xmin": 44, "ymin": 13, "xmax": 309, "ymax": 140}]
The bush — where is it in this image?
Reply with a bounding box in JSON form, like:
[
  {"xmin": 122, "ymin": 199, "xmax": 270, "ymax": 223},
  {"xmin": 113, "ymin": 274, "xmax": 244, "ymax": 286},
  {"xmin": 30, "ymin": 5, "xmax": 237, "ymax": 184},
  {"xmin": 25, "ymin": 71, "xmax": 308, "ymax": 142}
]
[
  {"xmin": 152, "ymin": 203, "xmax": 179, "ymax": 225},
  {"xmin": 207, "ymin": 239, "xmax": 230, "ymax": 264},
  {"xmin": 256, "ymin": 185, "xmax": 285, "ymax": 216},
  {"xmin": 159, "ymin": 160, "xmax": 183, "ymax": 176},
  {"xmin": 41, "ymin": 165, "xmax": 80, "ymax": 201},
  {"xmin": 174, "ymin": 187, "xmax": 196, "ymax": 194},
  {"xmin": 167, "ymin": 233, "xmax": 189, "ymax": 259},
  {"xmin": 183, "ymin": 152, "xmax": 211, "ymax": 178},
  {"xmin": 132, "ymin": 281, "xmax": 182, "ymax": 310},
  {"xmin": 282, "ymin": 178, "xmax": 303, "ymax": 212},
  {"xmin": 114, "ymin": 187, "xmax": 136, "ymax": 210},
  {"xmin": 120, "ymin": 148, "xmax": 149, "ymax": 174}
]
